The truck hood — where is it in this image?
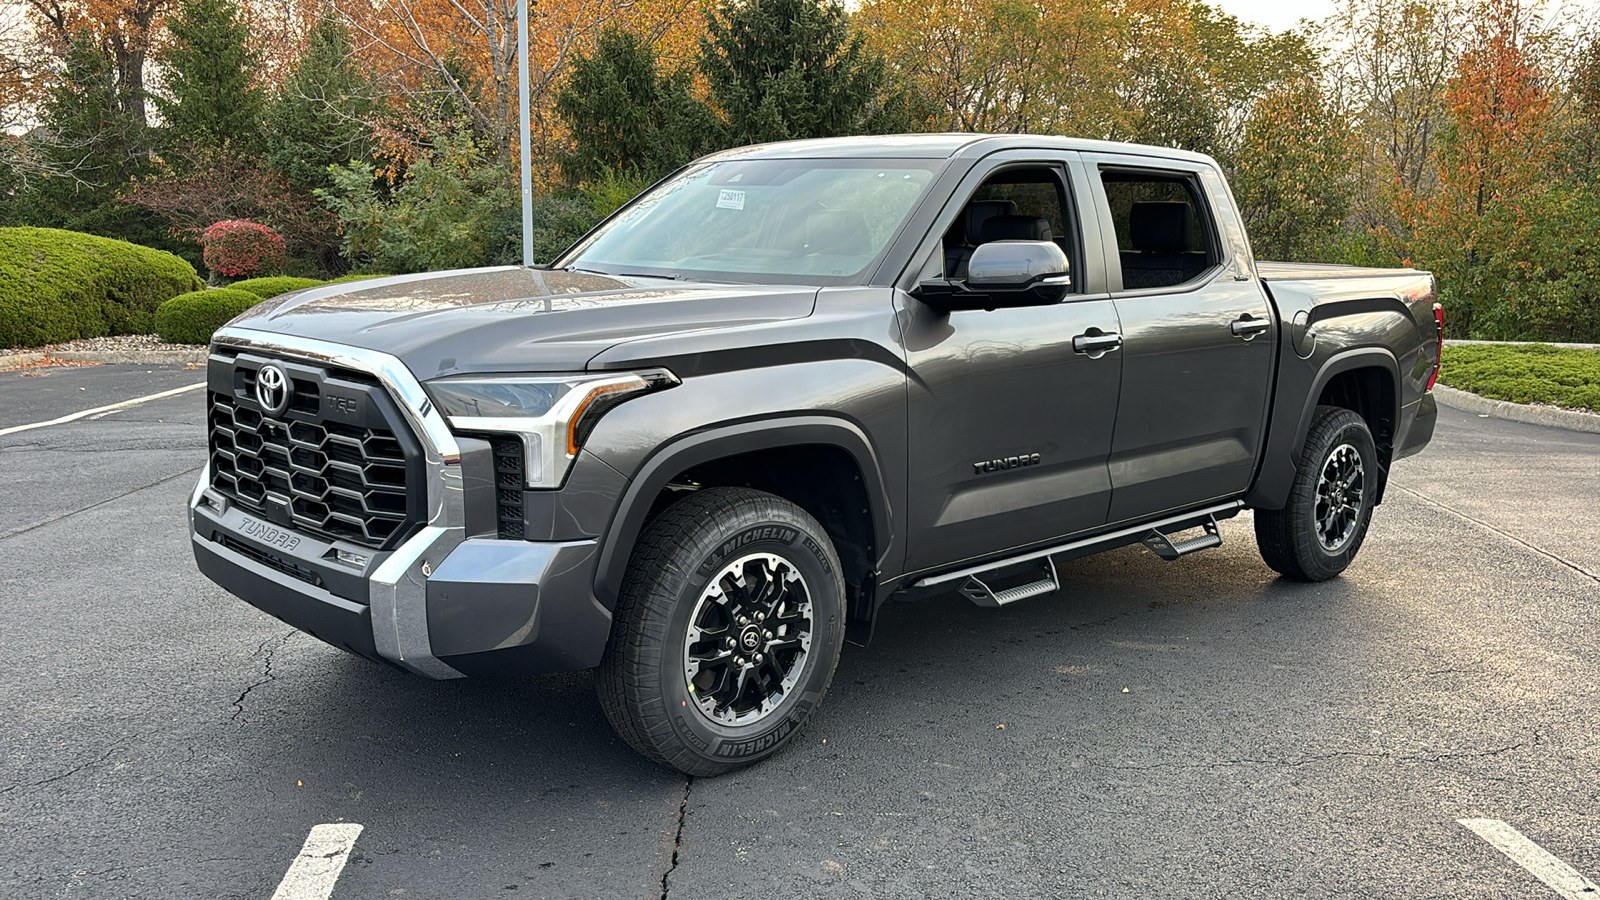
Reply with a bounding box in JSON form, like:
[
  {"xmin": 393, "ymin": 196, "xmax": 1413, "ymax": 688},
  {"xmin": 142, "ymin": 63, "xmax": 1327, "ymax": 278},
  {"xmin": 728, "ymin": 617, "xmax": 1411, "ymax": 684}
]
[{"xmin": 227, "ymin": 266, "xmax": 820, "ymax": 377}]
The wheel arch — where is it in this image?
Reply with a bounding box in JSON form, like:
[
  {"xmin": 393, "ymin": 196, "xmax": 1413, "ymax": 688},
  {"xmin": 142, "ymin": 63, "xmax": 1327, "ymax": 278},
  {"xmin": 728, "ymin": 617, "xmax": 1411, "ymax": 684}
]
[
  {"xmin": 1249, "ymin": 346, "xmax": 1401, "ymax": 510},
  {"xmin": 594, "ymin": 416, "xmax": 893, "ymax": 642}
]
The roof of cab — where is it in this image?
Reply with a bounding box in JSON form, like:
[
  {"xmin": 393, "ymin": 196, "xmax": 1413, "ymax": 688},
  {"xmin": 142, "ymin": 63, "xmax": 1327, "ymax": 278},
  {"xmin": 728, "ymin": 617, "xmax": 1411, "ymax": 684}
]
[{"xmin": 700, "ymin": 133, "xmax": 1219, "ymax": 166}]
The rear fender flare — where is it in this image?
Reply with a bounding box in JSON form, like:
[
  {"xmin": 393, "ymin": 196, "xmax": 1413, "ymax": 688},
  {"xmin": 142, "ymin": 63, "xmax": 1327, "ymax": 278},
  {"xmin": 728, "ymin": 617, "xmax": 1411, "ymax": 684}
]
[
  {"xmin": 593, "ymin": 416, "xmax": 893, "ymax": 609},
  {"xmin": 1248, "ymin": 346, "xmax": 1400, "ymax": 511}
]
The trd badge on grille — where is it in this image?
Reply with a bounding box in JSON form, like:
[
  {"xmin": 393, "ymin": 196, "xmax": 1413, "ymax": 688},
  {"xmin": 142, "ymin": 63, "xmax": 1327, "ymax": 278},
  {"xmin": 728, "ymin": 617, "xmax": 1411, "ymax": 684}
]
[{"xmin": 255, "ymin": 364, "xmax": 291, "ymax": 416}]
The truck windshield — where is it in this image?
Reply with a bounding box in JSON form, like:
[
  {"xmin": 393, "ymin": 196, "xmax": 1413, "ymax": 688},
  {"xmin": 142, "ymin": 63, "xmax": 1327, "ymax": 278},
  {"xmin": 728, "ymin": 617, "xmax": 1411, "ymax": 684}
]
[{"xmin": 558, "ymin": 158, "xmax": 938, "ymax": 284}]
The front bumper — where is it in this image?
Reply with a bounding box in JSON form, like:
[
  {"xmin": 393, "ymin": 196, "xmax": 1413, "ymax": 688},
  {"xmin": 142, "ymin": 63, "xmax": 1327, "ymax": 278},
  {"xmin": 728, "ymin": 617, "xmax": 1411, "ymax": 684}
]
[
  {"xmin": 192, "ymin": 495, "xmax": 610, "ymax": 677},
  {"xmin": 190, "ymin": 328, "xmax": 616, "ymax": 679}
]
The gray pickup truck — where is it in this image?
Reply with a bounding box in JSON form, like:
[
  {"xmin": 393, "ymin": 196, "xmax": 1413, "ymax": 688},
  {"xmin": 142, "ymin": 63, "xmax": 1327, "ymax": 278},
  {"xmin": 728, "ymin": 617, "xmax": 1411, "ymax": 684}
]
[{"xmin": 189, "ymin": 134, "xmax": 1440, "ymax": 774}]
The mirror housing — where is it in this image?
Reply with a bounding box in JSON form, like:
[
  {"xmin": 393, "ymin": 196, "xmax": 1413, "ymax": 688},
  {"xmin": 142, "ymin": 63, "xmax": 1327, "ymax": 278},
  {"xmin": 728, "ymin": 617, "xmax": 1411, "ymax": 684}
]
[{"xmin": 913, "ymin": 240, "xmax": 1072, "ymax": 312}]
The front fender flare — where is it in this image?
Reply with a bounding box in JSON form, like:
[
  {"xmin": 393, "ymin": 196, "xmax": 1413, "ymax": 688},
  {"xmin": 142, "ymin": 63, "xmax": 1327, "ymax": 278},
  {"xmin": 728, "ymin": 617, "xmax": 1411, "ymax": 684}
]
[{"xmin": 593, "ymin": 415, "xmax": 894, "ymax": 608}]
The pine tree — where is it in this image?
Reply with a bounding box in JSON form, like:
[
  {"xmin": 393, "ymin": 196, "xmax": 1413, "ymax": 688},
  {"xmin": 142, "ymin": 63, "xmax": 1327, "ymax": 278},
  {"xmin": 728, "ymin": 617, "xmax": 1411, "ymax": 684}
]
[
  {"xmin": 266, "ymin": 12, "xmax": 376, "ymax": 192},
  {"xmin": 700, "ymin": 0, "xmax": 897, "ymax": 145},
  {"xmin": 10, "ymin": 32, "xmax": 159, "ymax": 243},
  {"xmin": 156, "ymin": 0, "xmax": 264, "ymax": 154},
  {"xmin": 556, "ymin": 27, "xmax": 724, "ymax": 182}
]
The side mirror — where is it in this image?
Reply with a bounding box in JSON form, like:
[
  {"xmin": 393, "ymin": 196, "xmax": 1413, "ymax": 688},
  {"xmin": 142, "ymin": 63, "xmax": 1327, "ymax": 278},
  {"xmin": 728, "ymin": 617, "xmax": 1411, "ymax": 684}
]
[{"xmin": 913, "ymin": 240, "xmax": 1071, "ymax": 312}]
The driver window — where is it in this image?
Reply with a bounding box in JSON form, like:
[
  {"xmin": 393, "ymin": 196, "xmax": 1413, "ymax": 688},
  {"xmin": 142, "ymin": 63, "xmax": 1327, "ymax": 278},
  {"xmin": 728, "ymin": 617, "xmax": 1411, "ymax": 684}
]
[{"xmin": 941, "ymin": 167, "xmax": 1075, "ymax": 285}]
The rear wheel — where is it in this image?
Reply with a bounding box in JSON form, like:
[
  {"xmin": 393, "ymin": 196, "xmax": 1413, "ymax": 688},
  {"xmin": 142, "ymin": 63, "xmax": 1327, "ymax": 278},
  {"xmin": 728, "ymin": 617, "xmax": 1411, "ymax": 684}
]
[
  {"xmin": 596, "ymin": 487, "xmax": 845, "ymax": 775},
  {"xmin": 1255, "ymin": 405, "xmax": 1379, "ymax": 582}
]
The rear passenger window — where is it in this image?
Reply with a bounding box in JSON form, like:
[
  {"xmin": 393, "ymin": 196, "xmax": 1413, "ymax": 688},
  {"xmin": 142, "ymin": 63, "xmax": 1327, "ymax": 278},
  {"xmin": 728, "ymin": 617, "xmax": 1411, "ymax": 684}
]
[{"xmin": 1100, "ymin": 171, "xmax": 1218, "ymax": 291}]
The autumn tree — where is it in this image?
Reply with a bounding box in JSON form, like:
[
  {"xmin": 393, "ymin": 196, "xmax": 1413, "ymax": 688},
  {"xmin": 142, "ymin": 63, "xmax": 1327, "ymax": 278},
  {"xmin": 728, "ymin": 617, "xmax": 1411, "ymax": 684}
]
[
  {"xmin": 856, "ymin": 0, "xmax": 1126, "ymax": 135},
  {"xmin": 27, "ymin": 0, "xmax": 172, "ymax": 131},
  {"xmin": 555, "ymin": 26, "xmax": 723, "ymax": 183},
  {"xmin": 1403, "ymin": 0, "xmax": 1566, "ymax": 338},
  {"xmin": 1232, "ymin": 78, "xmax": 1356, "ymax": 260},
  {"xmin": 700, "ymin": 0, "xmax": 904, "ymax": 144}
]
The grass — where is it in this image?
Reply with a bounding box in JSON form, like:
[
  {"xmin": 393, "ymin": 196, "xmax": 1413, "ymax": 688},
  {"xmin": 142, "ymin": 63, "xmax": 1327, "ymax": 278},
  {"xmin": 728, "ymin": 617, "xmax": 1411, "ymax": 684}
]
[{"xmin": 1439, "ymin": 343, "xmax": 1600, "ymax": 412}]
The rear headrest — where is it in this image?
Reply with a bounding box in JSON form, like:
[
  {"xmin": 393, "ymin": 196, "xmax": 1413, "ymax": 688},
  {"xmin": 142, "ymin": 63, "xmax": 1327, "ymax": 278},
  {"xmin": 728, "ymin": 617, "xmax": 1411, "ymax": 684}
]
[
  {"xmin": 980, "ymin": 215, "xmax": 1053, "ymax": 243},
  {"xmin": 963, "ymin": 200, "xmax": 1015, "ymax": 244},
  {"xmin": 1130, "ymin": 202, "xmax": 1191, "ymax": 253},
  {"xmin": 805, "ymin": 209, "xmax": 872, "ymax": 256}
]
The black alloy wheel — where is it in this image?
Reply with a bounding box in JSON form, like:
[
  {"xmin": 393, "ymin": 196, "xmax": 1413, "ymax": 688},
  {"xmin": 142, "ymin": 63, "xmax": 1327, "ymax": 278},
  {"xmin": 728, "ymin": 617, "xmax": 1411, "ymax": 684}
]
[
  {"xmin": 1255, "ymin": 405, "xmax": 1380, "ymax": 582},
  {"xmin": 596, "ymin": 487, "xmax": 846, "ymax": 776}
]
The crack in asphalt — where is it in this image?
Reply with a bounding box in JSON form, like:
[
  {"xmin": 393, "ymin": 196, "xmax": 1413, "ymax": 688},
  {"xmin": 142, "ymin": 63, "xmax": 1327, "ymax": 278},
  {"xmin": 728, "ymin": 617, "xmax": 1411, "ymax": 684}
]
[
  {"xmin": 230, "ymin": 632, "xmax": 293, "ymax": 722},
  {"xmin": 1100, "ymin": 739, "xmax": 1534, "ymax": 773},
  {"xmin": 0, "ymin": 464, "xmax": 204, "ymax": 542},
  {"xmin": 660, "ymin": 777, "xmax": 692, "ymax": 900},
  {"xmin": 0, "ymin": 740, "xmax": 127, "ymax": 796},
  {"xmin": 1392, "ymin": 483, "xmax": 1600, "ymax": 583}
]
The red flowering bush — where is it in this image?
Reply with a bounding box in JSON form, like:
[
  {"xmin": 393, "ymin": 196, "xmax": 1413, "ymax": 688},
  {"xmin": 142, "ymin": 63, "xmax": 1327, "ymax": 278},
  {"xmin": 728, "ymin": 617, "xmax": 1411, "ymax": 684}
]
[{"xmin": 201, "ymin": 220, "xmax": 286, "ymax": 278}]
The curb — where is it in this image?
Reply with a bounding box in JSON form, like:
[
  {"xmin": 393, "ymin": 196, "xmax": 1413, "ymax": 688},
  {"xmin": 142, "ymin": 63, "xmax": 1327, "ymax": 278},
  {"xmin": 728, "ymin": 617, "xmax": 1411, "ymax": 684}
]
[
  {"xmin": 1433, "ymin": 384, "xmax": 1600, "ymax": 434},
  {"xmin": 52, "ymin": 349, "xmax": 207, "ymax": 365},
  {"xmin": 0, "ymin": 351, "xmax": 44, "ymax": 369}
]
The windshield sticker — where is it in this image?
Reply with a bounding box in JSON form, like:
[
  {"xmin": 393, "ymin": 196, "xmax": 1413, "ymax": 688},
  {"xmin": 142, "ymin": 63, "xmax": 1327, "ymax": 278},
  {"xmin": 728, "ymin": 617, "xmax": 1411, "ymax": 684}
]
[{"xmin": 717, "ymin": 189, "xmax": 746, "ymax": 210}]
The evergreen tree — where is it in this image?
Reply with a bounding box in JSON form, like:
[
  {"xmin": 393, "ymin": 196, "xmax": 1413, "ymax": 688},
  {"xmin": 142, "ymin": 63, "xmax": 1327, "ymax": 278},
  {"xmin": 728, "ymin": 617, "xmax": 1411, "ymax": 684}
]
[
  {"xmin": 9, "ymin": 32, "xmax": 164, "ymax": 246},
  {"xmin": 267, "ymin": 13, "xmax": 376, "ymax": 193},
  {"xmin": 156, "ymin": 0, "xmax": 264, "ymax": 154},
  {"xmin": 556, "ymin": 27, "xmax": 724, "ymax": 182},
  {"xmin": 700, "ymin": 0, "xmax": 898, "ymax": 145}
]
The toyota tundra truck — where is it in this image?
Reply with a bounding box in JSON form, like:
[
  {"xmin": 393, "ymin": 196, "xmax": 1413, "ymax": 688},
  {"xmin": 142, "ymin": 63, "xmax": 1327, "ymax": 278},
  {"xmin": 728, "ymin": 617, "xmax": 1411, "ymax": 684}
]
[{"xmin": 189, "ymin": 134, "xmax": 1441, "ymax": 774}]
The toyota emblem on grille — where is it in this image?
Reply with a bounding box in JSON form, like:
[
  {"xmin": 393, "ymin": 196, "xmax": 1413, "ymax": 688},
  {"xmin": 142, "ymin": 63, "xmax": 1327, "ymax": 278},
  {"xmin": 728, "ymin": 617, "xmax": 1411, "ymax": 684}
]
[{"xmin": 255, "ymin": 364, "xmax": 290, "ymax": 416}]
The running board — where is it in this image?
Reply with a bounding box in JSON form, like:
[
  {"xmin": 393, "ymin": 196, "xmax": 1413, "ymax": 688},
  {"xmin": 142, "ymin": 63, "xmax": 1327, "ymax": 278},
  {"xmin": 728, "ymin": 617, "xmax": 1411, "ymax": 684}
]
[
  {"xmin": 1141, "ymin": 517, "xmax": 1222, "ymax": 560},
  {"xmin": 914, "ymin": 501, "xmax": 1245, "ymax": 591},
  {"xmin": 958, "ymin": 558, "xmax": 1059, "ymax": 608}
]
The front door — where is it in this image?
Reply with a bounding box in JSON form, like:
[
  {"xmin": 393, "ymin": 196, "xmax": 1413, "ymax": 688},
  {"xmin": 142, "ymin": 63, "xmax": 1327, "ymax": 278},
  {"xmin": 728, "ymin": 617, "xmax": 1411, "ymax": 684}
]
[{"xmin": 900, "ymin": 154, "xmax": 1123, "ymax": 573}]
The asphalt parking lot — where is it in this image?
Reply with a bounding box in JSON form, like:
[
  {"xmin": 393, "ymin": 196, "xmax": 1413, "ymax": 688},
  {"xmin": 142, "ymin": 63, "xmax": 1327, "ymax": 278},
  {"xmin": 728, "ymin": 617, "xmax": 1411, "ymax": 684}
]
[{"xmin": 2, "ymin": 362, "xmax": 1597, "ymax": 899}]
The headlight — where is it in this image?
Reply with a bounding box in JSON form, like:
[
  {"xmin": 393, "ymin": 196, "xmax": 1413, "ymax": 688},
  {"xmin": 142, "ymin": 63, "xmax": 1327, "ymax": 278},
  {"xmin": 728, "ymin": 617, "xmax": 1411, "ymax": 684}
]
[{"xmin": 426, "ymin": 370, "xmax": 677, "ymax": 488}]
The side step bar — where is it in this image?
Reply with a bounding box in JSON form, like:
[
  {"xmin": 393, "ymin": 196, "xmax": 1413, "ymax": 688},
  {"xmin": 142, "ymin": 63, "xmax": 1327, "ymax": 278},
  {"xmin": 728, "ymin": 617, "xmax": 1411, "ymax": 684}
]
[
  {"xmin": 1141, "ymin": 518, "xmax": 1222, "ymax": 560},
  {"xmin": 959, "ymin": 558, "xmax": 1059, "ymax": 608},
  {"xmin": 915, "ymin": 501, "xmax": 1244, "ymax": 594}
]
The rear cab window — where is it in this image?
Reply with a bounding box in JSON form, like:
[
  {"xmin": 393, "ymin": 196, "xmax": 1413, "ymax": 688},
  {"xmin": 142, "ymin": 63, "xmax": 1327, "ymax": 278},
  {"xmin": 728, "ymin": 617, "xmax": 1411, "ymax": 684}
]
[{"xmin": 1098, "ymin": 170, "xmax": 1221, "ymax": 293}]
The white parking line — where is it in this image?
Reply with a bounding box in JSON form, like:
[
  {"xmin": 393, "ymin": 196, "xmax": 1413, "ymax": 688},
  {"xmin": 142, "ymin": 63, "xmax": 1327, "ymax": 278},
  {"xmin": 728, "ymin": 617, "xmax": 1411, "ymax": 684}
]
[
  {"xmin": 270, "ymin": 823, "xmax": 365, "ymax": 900},
  {"xmin": 1459, "ymin": 818, "xmax": 1599, "ymax": 899},
  {"xmin": 0, "ymin": 382, "xmax": 205, "ymax": 437}
]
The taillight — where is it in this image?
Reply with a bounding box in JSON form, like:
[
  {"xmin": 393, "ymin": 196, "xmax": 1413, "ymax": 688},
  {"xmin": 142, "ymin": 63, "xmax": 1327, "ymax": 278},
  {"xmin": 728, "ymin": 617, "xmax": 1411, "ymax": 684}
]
[{"xmin": 1425, "ymin": 302, "xmax": 1444, "ymax": 392}]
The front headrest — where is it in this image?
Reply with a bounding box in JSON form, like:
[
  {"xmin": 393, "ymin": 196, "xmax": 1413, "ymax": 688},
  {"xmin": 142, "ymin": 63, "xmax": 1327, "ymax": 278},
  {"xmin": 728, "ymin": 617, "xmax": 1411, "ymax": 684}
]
[
  {"xmin": 963, "ymin": 200, "xmax": 1015, "ymax": 243},
  {"xmin": 1130, "ymin": 202, "xmax": 1191, "ymax": 253},
  {"xmin": 980, "ymin": 215, "xmax": 1053, "ymax": 243},
  {"xmin": 805, "ymin": 209, "xmax": 872, "ymax": 256}
]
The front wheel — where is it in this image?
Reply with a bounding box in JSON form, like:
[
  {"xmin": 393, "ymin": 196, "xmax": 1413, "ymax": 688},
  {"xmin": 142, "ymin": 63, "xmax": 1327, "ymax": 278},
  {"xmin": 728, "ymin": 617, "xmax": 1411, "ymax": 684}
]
[
  {"xmin": 596, "ymin": 487, "xmax": 846, "ymax": 775},
  {"xmin": 1255, "ymin": 405, "xmax": 1379, "ymax": 582}
]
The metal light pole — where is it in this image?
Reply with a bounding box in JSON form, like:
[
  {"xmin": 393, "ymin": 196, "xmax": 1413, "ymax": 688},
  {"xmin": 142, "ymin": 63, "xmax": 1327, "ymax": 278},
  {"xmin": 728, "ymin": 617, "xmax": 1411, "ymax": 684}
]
[{"xmin": 517, "ymin": 0, "xmax": 533, "ymax": 268}]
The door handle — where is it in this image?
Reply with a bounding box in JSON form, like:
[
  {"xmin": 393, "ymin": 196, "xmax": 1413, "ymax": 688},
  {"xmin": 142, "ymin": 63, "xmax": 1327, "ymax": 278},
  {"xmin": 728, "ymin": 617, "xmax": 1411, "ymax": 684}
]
[
  {"xmin": 1230, "ymin": 315, "xmax": 1271, "ymax": 339},
  {"xmin": 1072, "ymin": 330, "xmax": 1123, "ymax": 357}
]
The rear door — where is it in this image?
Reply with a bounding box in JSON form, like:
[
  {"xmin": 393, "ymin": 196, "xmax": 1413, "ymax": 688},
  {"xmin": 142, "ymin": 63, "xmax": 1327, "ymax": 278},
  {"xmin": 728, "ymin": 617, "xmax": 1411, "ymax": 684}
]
[
  {"xmin": 1079, "ymin": 153, "xmax": 1277, "ymax": 523},
  {"xmin": 896, "ymin": 150, "xmax": 1123, "ymax": 573}
]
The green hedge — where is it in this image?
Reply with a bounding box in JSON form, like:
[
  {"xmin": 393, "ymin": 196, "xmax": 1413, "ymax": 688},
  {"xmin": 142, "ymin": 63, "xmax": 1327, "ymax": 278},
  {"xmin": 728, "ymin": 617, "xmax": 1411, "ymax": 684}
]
[
  {"xmin": 1, "ymin": 227, "xmax": 206, "ymax": 348},
  {"xmin": 1440, "ymin": 343, "xmax": 1600, "ymax": 411},
  {"xmin": 228, "ymin": 276, "xmax": 325, "ymax": 299},
  {"xmin": 154, "ymin": 289, "xmax": 264, "ymax": 345},
  {"xmin": 326, "ymin": 273, "xmax": 383, "ymax": 284}
]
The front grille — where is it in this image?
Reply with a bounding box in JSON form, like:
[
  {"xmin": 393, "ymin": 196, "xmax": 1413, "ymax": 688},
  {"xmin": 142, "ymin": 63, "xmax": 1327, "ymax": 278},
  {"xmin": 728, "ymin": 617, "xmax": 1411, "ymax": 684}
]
[
  {"xmin": 488, "ymin": 437, "xmax": 526, "ymax": 539},
  {"xmin": 208, "ymin": 358, "xmax": 417, "ymax": 549}
]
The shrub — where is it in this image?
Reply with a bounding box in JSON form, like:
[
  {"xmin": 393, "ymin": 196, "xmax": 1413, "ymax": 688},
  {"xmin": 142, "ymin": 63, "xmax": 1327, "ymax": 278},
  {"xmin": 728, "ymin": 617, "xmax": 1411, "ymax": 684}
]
[
  {"xmin": 202, "ymin": 220, "xmax": 286, "ymax": 278},
  {"xmin": 229, "ymin": 275, "xmax": 324, "ymax": 298},
  {"xmin": 0, "ymin": 227, "xmax": 206, "ymax": 348},
  {"xmin": 326, "ymin": 273, "xmax": 383, "ymax": 283},
  {"xmin": 153, "ymin": 288, "xmax": 263, "ymax": 344}
]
